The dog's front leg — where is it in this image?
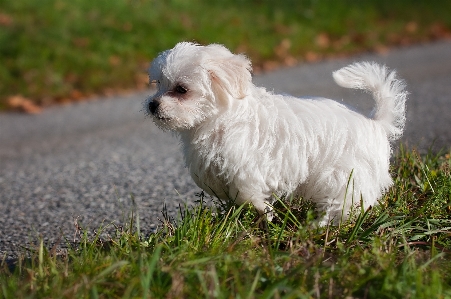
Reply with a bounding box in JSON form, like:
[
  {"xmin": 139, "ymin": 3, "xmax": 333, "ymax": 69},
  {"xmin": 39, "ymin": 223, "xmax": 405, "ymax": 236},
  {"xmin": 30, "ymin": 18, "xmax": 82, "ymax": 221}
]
[{"xmin": 228, "ymin": 185, "xmax": 274, "ymax": 221}]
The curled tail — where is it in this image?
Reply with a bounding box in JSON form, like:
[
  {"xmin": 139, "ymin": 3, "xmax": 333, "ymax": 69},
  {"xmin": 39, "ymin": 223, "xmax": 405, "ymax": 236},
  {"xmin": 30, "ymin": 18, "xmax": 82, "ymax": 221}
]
[{"xmin": 332, "ymin": 62, "xmax": 407, "ymax": 141}]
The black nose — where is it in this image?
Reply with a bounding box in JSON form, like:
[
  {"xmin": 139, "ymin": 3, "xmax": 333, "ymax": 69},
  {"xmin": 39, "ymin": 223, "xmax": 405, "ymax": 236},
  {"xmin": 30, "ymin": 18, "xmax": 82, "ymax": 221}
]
[{"xmin": 149, "ymin": 100, "xmax": 159, "ymax": 114}]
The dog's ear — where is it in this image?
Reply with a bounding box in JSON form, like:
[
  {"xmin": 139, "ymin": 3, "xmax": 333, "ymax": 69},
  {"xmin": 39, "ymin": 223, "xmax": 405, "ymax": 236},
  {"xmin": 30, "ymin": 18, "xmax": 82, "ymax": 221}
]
[{"xmin": 203, "ymin": 44, "xmax": 252, "ymax": 100}]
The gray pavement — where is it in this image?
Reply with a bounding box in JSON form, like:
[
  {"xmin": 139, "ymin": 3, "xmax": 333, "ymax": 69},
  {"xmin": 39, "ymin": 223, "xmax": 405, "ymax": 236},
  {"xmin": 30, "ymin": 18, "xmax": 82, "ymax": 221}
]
[{"xmin": 1, "ymin": 40, "xmax": 451, "ymax": 258}]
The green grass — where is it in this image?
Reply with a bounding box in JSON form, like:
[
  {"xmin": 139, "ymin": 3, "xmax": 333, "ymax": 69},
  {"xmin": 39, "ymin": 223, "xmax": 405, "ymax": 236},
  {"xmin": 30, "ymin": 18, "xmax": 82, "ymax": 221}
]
[
  {"xmin": 1, "ymin": 146, "xmax": 451, "ymax": 298},
  {"xmin": 1, "ymin": 0, "xmax": 451, "ymax": 110}
]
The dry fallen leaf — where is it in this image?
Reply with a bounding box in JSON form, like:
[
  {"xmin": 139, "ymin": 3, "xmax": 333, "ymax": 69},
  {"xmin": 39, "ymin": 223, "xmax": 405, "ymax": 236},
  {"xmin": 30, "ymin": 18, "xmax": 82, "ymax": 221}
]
[
  {"xmin": 274, "ymin": 39, "xmax": 291, "ymax": 58},
  {"xmin": 315, "ymin": 33, "xmax": 330, "ymax": 48},
  {"xmin": 262, "ymin": 60, "xmax": 279, "ymax": 72},
  {"xmin": 7, "ymin": 95, "xmax": 42, "ymax": 114},
  {"xmin": 0, "ymin": 13, "xmax": 13, "ymax": 26},
  {"xmin": 375, "ymin": 44, "xmax": 390, "ymax": 55},
  {"xmin": 405, "ymin": 21, "xmax": 418, "ymax": 33},
  {"xmin": 305, "ymin": 51, "xmax": 320, "ymax": 62},
  {"xmin": 109, "ymin": 55, "xmax": 121, "ymax": 66},
  {"xmin": 429, "ymin": 22, "xmax": 451, "ymax": 39},
  {"xmin": 70, "ymin": 89, "xmax": 84, "ymax": 100},
  {"xmin": 283, "ymin": 56, "xmax": 298, "ymax": 67}
]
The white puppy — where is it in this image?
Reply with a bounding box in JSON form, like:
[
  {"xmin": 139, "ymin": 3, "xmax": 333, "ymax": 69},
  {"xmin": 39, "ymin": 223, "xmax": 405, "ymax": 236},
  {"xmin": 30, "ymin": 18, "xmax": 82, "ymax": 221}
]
[{"xmin": 144, "ymin": 42, "xmax": 407, "ymax": 225}]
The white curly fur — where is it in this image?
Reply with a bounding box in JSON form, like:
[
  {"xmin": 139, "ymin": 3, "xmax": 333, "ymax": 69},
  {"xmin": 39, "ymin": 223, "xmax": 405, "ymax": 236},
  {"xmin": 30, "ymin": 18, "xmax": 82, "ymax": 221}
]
[{"xmin": 144, "ymin": 42, "xmax": 407, "ymax": 225}]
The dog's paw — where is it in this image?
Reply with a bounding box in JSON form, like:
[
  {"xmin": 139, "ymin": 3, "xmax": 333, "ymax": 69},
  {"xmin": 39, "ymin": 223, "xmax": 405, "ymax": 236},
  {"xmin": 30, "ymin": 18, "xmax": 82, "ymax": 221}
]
[{"xmin": 264, "ymin": 206, "xmax": 275, "ymax": 222}]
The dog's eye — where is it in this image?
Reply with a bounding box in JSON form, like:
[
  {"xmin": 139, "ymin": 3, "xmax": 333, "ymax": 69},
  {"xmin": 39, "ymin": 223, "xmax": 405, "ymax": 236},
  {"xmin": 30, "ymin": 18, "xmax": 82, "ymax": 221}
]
[{"xmin": 174, "ymin": 85, "xmax": 187, "ymax": 94}]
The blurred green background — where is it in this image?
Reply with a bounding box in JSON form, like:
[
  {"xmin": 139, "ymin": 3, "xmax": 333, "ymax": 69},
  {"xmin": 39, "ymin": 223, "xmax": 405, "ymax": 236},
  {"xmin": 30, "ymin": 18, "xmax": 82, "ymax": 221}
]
[{"xmin": 1, "ymin": 0, "xmax": 450, "ymax": 111}]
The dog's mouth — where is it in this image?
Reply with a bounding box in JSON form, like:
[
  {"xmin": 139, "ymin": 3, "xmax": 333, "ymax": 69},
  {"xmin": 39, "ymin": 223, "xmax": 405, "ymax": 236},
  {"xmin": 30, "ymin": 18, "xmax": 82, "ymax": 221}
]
[
  {"xmin": 148, "ymin": 106, "xmax": 168, "ymax": 121},
  {"xmin": 153, "ymin": 114, "xmax": 168, "ymax": 121},
  {"xmin": 157, "ymin": 117, "xmax": 170, "ymax": 122},
  {"xmin": 152, "ymin": 113, "xmax": 171, "ymax": 122}
]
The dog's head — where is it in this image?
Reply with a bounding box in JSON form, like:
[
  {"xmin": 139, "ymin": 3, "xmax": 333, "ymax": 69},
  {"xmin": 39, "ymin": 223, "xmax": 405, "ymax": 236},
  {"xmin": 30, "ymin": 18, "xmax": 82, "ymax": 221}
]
[{"xmin": 145, "ymin": 42, "xmax": 252, "ymax": 130}]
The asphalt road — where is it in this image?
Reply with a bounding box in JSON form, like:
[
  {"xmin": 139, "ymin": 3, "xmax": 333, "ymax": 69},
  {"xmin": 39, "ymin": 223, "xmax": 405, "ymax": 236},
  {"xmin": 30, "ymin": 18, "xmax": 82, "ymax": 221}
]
[{"xmin": 1, "ymin": 40, "xmax": 451, "ymax": 258}]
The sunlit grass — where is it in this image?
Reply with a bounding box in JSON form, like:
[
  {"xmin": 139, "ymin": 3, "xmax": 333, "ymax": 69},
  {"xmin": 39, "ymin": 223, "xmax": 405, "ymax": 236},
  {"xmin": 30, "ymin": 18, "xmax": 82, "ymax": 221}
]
[{"xmin": 1, "ymin": 146, "xmax": 450, "ymax": 297}]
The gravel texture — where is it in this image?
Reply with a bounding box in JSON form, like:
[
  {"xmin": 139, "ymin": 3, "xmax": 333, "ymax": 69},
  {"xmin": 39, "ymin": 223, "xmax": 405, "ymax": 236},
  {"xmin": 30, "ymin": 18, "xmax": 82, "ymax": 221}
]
[{"xmin": 1, "ymin": 40, "xmax": 451, "ymax": 259}]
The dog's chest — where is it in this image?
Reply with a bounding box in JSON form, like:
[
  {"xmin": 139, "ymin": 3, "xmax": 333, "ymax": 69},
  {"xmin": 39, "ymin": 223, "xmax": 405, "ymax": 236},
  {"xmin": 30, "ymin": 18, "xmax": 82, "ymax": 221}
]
[{"xmin": 182, "ymin": 138, "xmax": 231, "ymax": 198}]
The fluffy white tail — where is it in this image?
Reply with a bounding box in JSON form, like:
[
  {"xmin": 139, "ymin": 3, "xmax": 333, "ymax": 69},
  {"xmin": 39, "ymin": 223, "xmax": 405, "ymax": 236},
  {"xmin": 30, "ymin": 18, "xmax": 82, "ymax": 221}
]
[{"xmin": 332, "ymin": 62, "xmax": 407, "ymax": 141}]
